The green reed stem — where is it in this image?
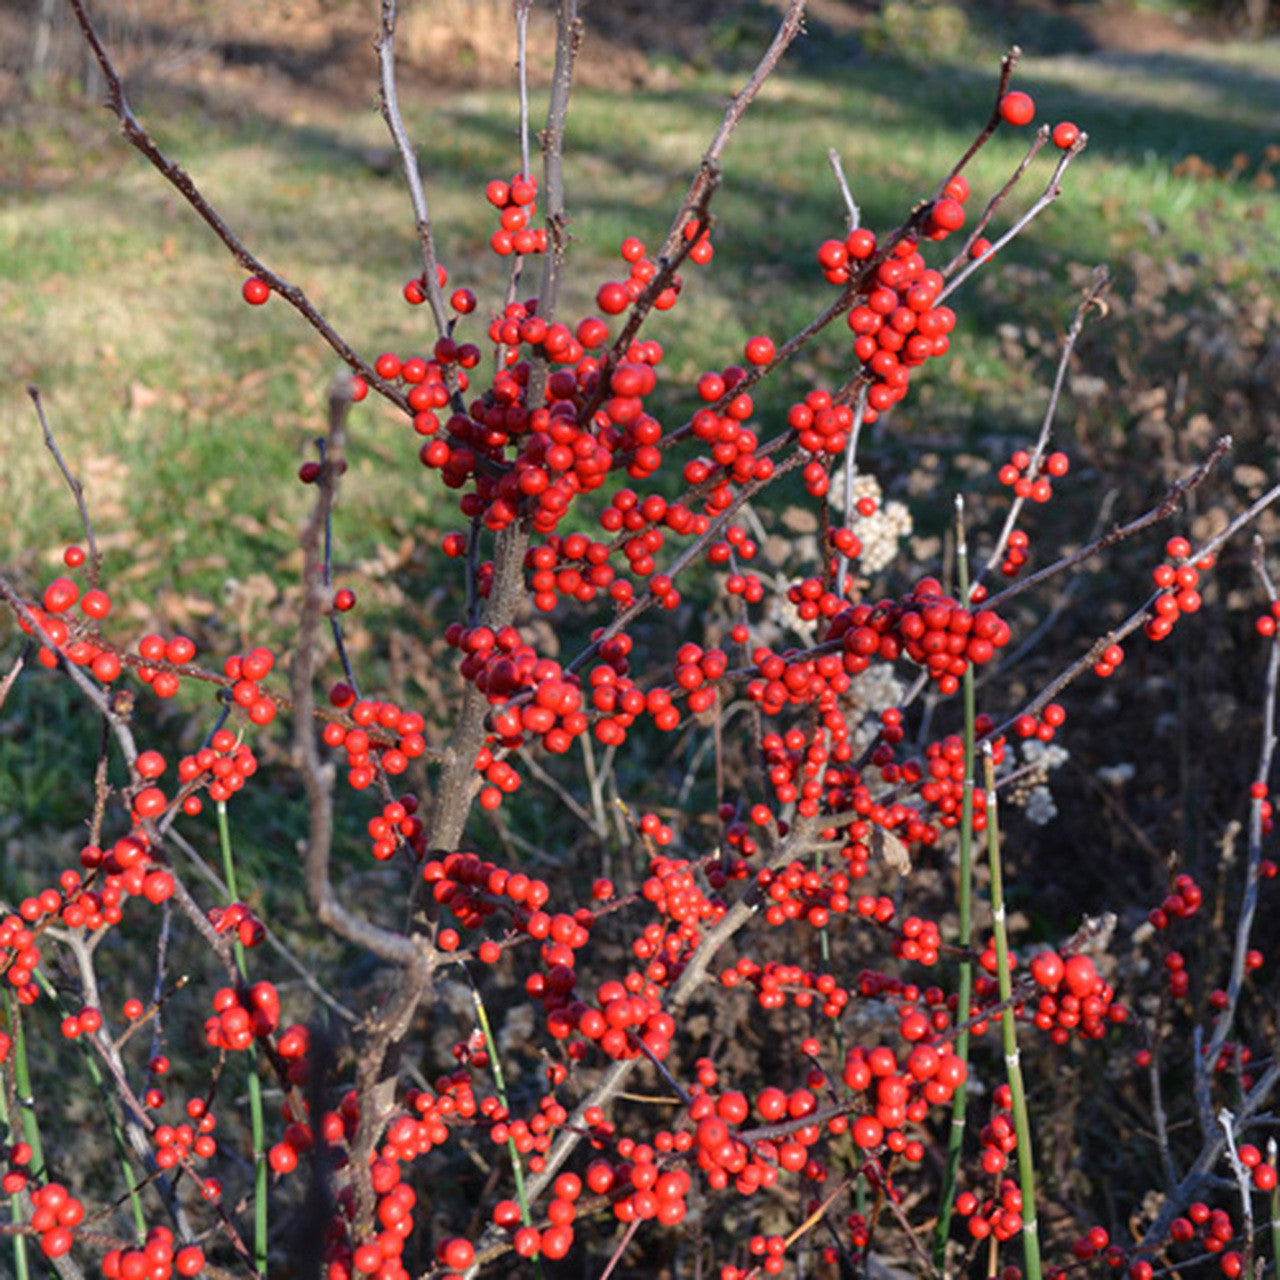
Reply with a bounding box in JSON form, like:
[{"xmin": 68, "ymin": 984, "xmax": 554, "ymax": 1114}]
[
  {"xmin": 217, "ymin": 800, "xmax": 267, "ymax": 1277},
  {"xmin": 0, "ymin": 1073, "xmax": 29, "ymax": 1280},
  {"xmin": 471, "ymin": 979, "xmax": 545, "ymax": 1278},
  {"xmin": 983, "ymin": 744, "xmax": 1042, "ymax": 1280},
  {"xmin": 934, "ymin": 498, "xmax": 976, "ymax": 1272}
]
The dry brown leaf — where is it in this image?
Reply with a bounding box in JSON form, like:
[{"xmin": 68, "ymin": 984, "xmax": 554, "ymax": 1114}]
[{"xmin": 870, "ymin": 825, "xmax": 911, "ymax": 876}]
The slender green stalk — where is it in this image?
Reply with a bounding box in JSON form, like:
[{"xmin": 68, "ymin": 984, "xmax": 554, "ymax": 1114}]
[
  {"xmin": 7, "ymin": 996, "xmax": 44, "ymax": 1185},
  {"xmin": 217, "ymin": 800, "xmax": 268, "ymax": 1277},
  {"xmin": 217, "ymin": 799, "xmax": 240, "ymax": 902},
  {"xmin": 982, "ymin": 744, "xmax": 1042, "ymax": 1280},
  {"xmin": 934, "ymin": 499, "xmax": 977, "ymax": 1272},
  {"xmin": 470, "ymin": 979, "xmax": 545, "ymax": 1279},
  {"xmin": 0, "ymin": 1067, "xmax": 30, "ymax": 1280},
  {"xmin": 470, "ymin": 983, "xmax": 531, "ymax": 1217}
]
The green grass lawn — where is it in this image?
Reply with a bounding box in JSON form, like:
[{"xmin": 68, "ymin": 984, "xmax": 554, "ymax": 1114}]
[
  {"xmin": 3, "ymin": 22, "xmax": 1277, "ymax": 593},
  {"xmin": 0, "ymin": 17, "xmax": 1276, "ymax": 855}
]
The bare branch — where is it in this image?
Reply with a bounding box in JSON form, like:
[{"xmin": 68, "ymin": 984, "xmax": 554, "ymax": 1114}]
[
  {"xmin": 293, "ymin": 375, "xmax": 418, "ymax": 967},
  {"xmin": 64, "ymin": 0, "xmax": 408, "ymax": 410},
  {"xmin": 533, "ymin": 0, "xmax": 581, "ymax": 331},
  {"xmin": 975, "ymin": 266, "xmax": 1110, "ymax": 590},
  {"xmin": 29, "ymin": 385, "xmax": 102, "ymax": 589},
  {"xmin": 377, "ymin": 0, "xmax": 452, "ymax": 339}
]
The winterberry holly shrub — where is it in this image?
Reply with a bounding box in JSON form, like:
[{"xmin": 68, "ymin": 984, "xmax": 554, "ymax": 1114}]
[{"xmin": 3, "ymin": 3, "xmax": 1280, "ymax": 1280}]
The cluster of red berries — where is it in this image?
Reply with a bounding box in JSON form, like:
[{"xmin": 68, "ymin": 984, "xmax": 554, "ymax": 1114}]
[
  {"xmin": 221, "ymin": 645, "xmax": 278, "ymax": 726},
  {"xmin": 269, "ymin": 1090, "xmax": 435, "ymax": 1280},
  {"xmin": 101, "ymin": 1228, "xmax": 205, "ymax": 1279},
  {"xmin": 54, "ymin": 843, "xmax": 166, "ymax": 933},
  {"xmin": 1001, "ymin": 527, "xmax": 1031, "ymax": 577},
  {"xmin": 1012, "ymin": 701, "xmax": 1066, "ymax": 741},
  {"xmin": 1146, "ymin": 537, "xmax": 1213, "ymax": 642},
  {"xmin": 837, "ymin": 577, "xmax": 1012, "ymax": 696},
  {"xmin": 597, "ymin": 234, "xmax": 685, "ymax": 315},
  {"xmin": 686, "ymin": 363, "xmax": 773, "ymax": 490},
  {"xmin": 1158, "ymin": 1202, "xmax": 1245, "ymax": 1277},
  {"xmin": 452, "ymin": 622, "xmax": 586, "ymax": 758},
  {"xmin": 956, "ymin": 1178, "xmax": 1025, "ymax": 1243},
  {"xmin": 672, "ymin": 642, "xmax": 730, "ymax": 716},
  {"xmin": 204, "ymin": 980, "xmax": 280, "ymax": 1052},
  {"xmin": 919, "ymin": 723, "xmax": 1003, "ymax": 830},
  {"xmin": 207, "ymin": 899, "xmax": 266, "ymax": 948},
  {"xmin": 0, "ymin": 1141, "xmax": 31, "ymax": 1197},
  {"xmin": 894, "ymin": 982, "xmax": 957, "ymax": 1041},
  {"xmin": 364, "ymin": 794, "xmax": 425, "ymax": 862},
  {"xmin": 842, "ymin": 1042, "xmax": 967, "ymax": 1140},
  {"xmin": 691, "ymin": 1087, "xmax": 815, "ymax": 1190},
  {"xmin": 421, "ymin": 851, "xmax": 582, "ymax": 954},
  {"xmin": 485, "ymin": 173, "xmax": 547, "ymax": 257},
  {"xmin": 153, "ymin": 1098, "xmax": 219, "ymax": 1170},
  {"xmin": 400, "ymin": 261, "xmax": 450, "ymax": 307},
  {"xmin": 754, "ymin": 860, "xmax": 853, "ymax": 932},
  {"xmin": 26, "ymin": 1182, "xmax": 84, "ymax": 1261},
  {"xmin": 892, "ymin": 914, "xmax": 942, "ymax": 966},
  {"xmin": 22, "ymin": 562, "xmax": 113, "ymax": 674},
  {"xmin": 1022, "ymin": 948, "xmax": 1125, "ymax": 1042},
  {"xmin": 57, "ymin": 1004, "xmax": 103, "ymax": 1041},
  {"xmin": 632, "ymin": 853, "xmax": 723, "ymax": 969},
  {"xmin": 0, "ymin": 910, "xmax": 47, "ymax": 1001},
  {"xmin": 321, "ymin": 688, "xmax": 428, "ymax": 791},
  {"xmin": 746, "ymin": 1230, "xmax": 796, "ymax": 1276},
  {"xmin": 998, "ymin": 447, "xmax": 1069, "ymax": 502},
  {"xmin": 521, "ymin": 529, "xmax": 627, "ymax": 611},
  {"xmin": 841, "ymin": 226, "xmax": 958, "ymax": 421},
  {"xmin": 1093, "ymin": 639, "xmax": 1126, "ymax": 679},
  {"xmin": 1148, "ymin": 871, "xmax": 1203, "ymax": 931},
  {"xmin": 722, "ymin": 956, "xmax": 851, "ymax": 1019},
  {"xmin": 786, "ymin": 386, "xmax": 859, "ymax": 458},
  {"xmin": 126, "ymin": 737, "xmax": 253, "ymax": 828},
  {"xmin": 1236, "ymin": 1142, "xmax": 1278, "ymax": 1192}
]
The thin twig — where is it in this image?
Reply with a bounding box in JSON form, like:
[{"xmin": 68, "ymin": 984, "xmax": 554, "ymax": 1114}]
[
  {"xmin": 29, "ymin": 386, "xmax": 101, "ymax": 588},
  {"xmin": 938, "ymin": 134, "xmax": 1086, "ymax": 307},
  {"xmin": 933, "ymin": 45, "xmax": 1022, "ymax": 202},
  {"xmin": 377, "ymin": 0, "xmax": 451, "ymax": 340},
  {"xmin": 532, "ymin": 0, "xmax": 581, "ymax": 334},
  {"xmin": 984, "ymin": 436, "xmax": 1232, "ymax": 614},
  {"xmin": 942, "ymin": 124, "xmax": 1051, "ymax": 280},
  {"xmin": 1195, "ymin": 543, "xmax": 1279, "ymax": 1129},
  {"xmin": 975, "ymin": 267, "xmax": 1110, "ymax": 591},
  {"xmin": 828, "ymin": 148, "xmax": 860, "ymax": 232},
  {"xmin": 65, "ymin": 0, "xmax": 406, "ymax": 409},
  {"xmin": 293, "ymin": 376, "xmax": 416, "ymax": 967}
]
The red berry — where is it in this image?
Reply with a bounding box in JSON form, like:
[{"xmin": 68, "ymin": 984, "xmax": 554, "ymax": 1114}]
[
  {"xmin": 999, "ymin": 92, "xmax": 1035, "ymax": 127},
  {"xmin": 1052, "ymin": 121, "xmax": 1080, "ymax": 149},
  {"xmin": 1030, "ymin": 951, "xmax": 1064, "ymax": 989},
  {"xmin": 930, "ymin": 197, "xmax": 966, "ymax": 232},
  {"xmin": 1063, "ymin": 954, "xmax": 1099, "ymax": 997},
  {"xmin": 241, "ymin": 277, "xmax": 270, "ymax": 305},
  {"xmin": 596, "ymin": 282, "xmax": 629, "ymax": 315}
]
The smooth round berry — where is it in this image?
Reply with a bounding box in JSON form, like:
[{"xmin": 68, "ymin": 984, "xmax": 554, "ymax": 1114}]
[
  {"xmin": 1052, "ymin": 121, "xmax": 1080, "ymax": 149},
  {"xmin": 999, "ymin": 91, "xmax": 1035, "ymax": 127},
  {"xmin": 242, "ymin": 277, "xmax": 270, "ymax": 305}
]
